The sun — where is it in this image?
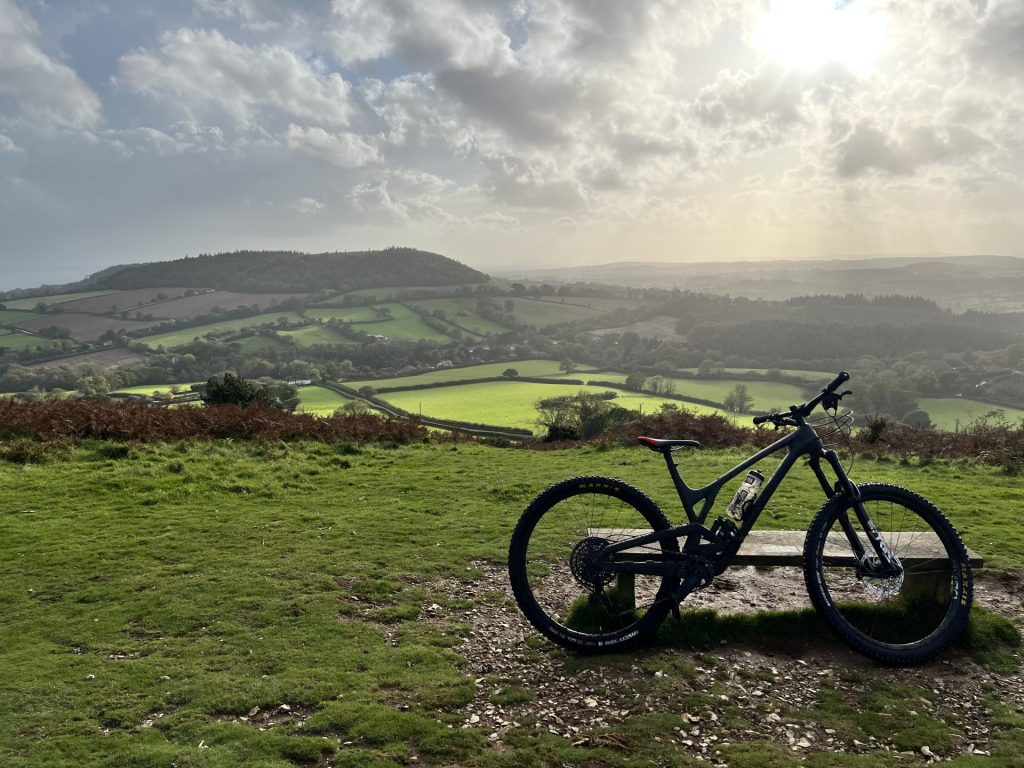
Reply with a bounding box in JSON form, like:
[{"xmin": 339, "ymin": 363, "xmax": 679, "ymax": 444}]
[{"xmin": 752, "ymin": 0, "xmax": 888, "ymax": 72}]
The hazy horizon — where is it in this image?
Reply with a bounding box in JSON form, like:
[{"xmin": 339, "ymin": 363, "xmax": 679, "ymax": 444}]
[{"xmin": 2, "ymin": 1, "xmax": 1023, "ymax": 290}]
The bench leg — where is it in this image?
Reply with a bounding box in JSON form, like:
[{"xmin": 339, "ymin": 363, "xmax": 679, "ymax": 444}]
[
  {"xmin": 901, "ymin": 568, "xmax": 952, "ymax": 606},
  {"xmin": 614, "ymin": 573, "xmax": 636, "ymax": 611}
]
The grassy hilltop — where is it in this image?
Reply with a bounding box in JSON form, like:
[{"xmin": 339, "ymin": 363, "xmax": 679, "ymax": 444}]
[{"xmin": 1, "ymin": 439, "xmax": 1021, "ymax": 767}]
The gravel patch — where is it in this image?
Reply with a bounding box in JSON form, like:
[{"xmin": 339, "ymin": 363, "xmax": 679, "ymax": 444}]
[{"xmin": 441, "ymin": 564, "xmax": 1024, "ymax": 762}]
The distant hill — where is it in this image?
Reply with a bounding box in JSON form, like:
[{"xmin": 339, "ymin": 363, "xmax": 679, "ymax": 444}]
[
  {"xmin": 92, "ymin": 248, "xmax": 489, "ymax": 293},
  {"xmin": 496, "ymin": 254, "xmax": 1024, "ymax": 312}
]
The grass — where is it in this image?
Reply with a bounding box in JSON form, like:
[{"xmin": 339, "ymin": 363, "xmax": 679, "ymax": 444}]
[
  {"xmin": 295, "ymin": 385, "xmax": 351, "ymax": 415},
  {"xmin": 405, "ymin": 298, "xmax": 511, "ymax": 334},
  {"xmin": 0, "ymin": 332, "xmax": 59, "ymax": 352},
  {"xmin": 918, "ymin": 398, "xmax": 1024, "ymax": 431},
  {"xmin": 113, "ymin": 383, "xmax": 199, "ymax": 397},
  {"xmin": 352, "ymin": 303, "xmax": 453, "ymax": 342},
  {"xmin": 505, "ymin": 297, "xmax": 607, "ymax": 326},
  {"xmin": 678, "ymin": 368, "xmax": 835, "ymax": 381},
  {"xmin": 578, "ymin": 372, "xmax": 807, "ymax": 411},
  {"xmin": 345, "ymin": 359, "xmax": 595, "ymax": 388},
  {"xmin": 276, "ymin": 325, "xmax": 350, "ymax": 347},
  {"xmin": 2, "ymin": 290, "xmax": 118, "ymax": 310},
  {"xmin": 376, "ymin": 380, "xmax": 721, "ymax": 432},
  {"xmin": 0, "ymin": 310, "xmax": 41, "ymax": 327},
  {"xmin": 0, "ymin": 442, "xmax": 1021, "ymax": 767},
  {"xmin": 136, "ymin": 312, "xmax": 304, "ymax": 348}
]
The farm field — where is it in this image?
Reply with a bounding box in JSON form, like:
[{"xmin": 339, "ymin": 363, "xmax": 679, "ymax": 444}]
[
  {"xmin": 0, "ymin": 332, "xmax": 59, "ymax": 352},
  {"xmin": 346, "ymin": 359, "xmax": 594, "ymax": 389},
  {"xmin": 140, "ymin": 291, "xmax": 309, "ymax": 320},
  {"xmin": 918, "ymin": 397, "xmax": 1024, "ymax": 430},
  {"xmin": 53, "ymin": 287, "xmax": 191, "ymax": 315},
  {"xmin": 0, "ymin": 310, "xmax": 41, "ymax": 327},
  {"xmin": 406, "ymin": 298, "xmax": 510, "ymax": 334},
  {"xmin": 295, "ymin": 385, "xmax": 351, "ymax": 415},
  {"xmin": 377, "ymin": 380, "xmax": 723, "ymax": 432},
  {"xmin": 578, "ymin": 372, "xmax": 807, "ymax": 412},
  {"xmin": 230, "ymin": 334, "xmax": 288, "ymax": 354},
  {"xmin": 14, "ymin": 313, "xmax": 160, "ymax": 341},
  {"xmin": 0, "ymin": 441, "xmax": 1020, "ymax": 768},
  {"xmin": 326, "ymin": 284, "xmax": 482, "ymax": 303},
  {"xmin": 135, "ymin": 312, "xmax": 304, "ymax": 348},
  {"xmin": 26, "ymin": 348, "xmax": 148, "ymax": 371},
  {"xmin": 276, "ymin": 325, "xmax": 349, "ymax": 347},
  {"xmin": 677, "ymin": 368, "xmax": 834, "ymax": 381},
  {"xmin": 1, "ymin": 290, "xmax": 117, "ymax": 310},
  {"xmin": 113, "ymin": 382, "xmax": 198, "ymax": 397},
  {"xmin": 305, "ymin": 305, "xmax": 391, "ymax": 323},
  {"xmin": 350, "ymin": 303, "xmax": 453, "ymax": 342},
  {"xmin": 505, "ymin": 297, "xmax": 607, "ymax": 326}
]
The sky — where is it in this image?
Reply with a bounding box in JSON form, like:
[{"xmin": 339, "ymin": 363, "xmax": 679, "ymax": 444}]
[{"xmin": 1, "ymin": 0, "xmax": 1023, "ymax": 290}]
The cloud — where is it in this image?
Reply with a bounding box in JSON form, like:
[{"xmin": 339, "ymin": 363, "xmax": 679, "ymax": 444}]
[
  {"xmin": 284, "ymin": 124, "xmax": 379, "ymax": 168},
  {"xmin": 835, "ymin": 121, "xmax": 988, "ymax": 178},
  {"xmin": 115, "ymin": 28, "xmax": 355, "ymax": 128},
  {"xmin": 289, "ymin": 196, "xmax": 325, "ymax": 214},
  {"xmin": 0, "ymin": 132, "xmax": 21, "ymax": 153},
  {"xmin": 0, "ymin": 0, "xmax": 102, "ymax": 130}
]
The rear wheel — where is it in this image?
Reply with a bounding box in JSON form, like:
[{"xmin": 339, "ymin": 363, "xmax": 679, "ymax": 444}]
[
  {"xmin": 803, "ymin": 484, "xmax": 972, "ymax": 665},
  {"xmin": 508, "ymin": 477, "xmax": 679, "ymax": 652}
]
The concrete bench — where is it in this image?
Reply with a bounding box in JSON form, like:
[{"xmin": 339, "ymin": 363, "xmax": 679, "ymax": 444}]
[{"xmin": 590, "ymin": 528, "xmax": 984, "ymax": 608}]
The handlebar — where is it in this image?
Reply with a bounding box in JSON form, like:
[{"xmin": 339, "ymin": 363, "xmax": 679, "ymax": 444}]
[{"xmin": 753, "ymin": 370, "xmax": 851, "ymax": 428}]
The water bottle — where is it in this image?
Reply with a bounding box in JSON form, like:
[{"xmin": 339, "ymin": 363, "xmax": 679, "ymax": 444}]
[{"xmin": 727, "ymin": 470, "xmax": 764, "ymax": 521}]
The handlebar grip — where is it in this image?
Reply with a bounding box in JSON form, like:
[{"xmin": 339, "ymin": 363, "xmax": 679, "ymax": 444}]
[
  {"xmin": 752, "ymin": 414, "xmax": 770, "ymax": 425},
  {"xmin": 825, "ymin": 371, "xmax": 850, "ymax": 392}
]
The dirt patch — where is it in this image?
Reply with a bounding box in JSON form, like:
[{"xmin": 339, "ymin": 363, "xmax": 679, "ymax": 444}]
[
  {"xmin": 26, "ymin": 347, "xmax": 149, "ymax": 371},
  {"xmin": 439, "ymin": 564, "xmax": 1023, "ymax": 762}
]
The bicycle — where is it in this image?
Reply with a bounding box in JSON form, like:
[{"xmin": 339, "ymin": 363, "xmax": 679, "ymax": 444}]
[{"xmin": 508, "ymin": 372, "xmax": 973, "ymax": 665}]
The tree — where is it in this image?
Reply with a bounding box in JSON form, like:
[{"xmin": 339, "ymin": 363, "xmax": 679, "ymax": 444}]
[
  {"xmin": 901, "ymin": 409, "xmax": 932, "ymax": 429},
  {"xmin": 698, "ymin": 359, "xmax": 723, "ymax": 377},
  {"xmin": 502, "ymin": 368, "xmax": 519, "ymax": 379},
  {"xmin": 625, "ymin": 371, "xmax": 647, "ymax": 391},
  {"xmin": 202, "ymin": 373, "xmax": 278, "ymax": 408},
  {"xmin": 536, "ymin": 392, "xmax": 631, "ymax": 441},
  {"xmin": 723, "ymin": 383, "xmax": 754, "ymax": 413},
  {"xmin": 559, "ymin": 357, "xmax": 577, "ymax": 374}
]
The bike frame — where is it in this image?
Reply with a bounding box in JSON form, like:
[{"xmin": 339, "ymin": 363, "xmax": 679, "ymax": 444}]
[{"xmin": 599, "ymin": 414, "xmax": 899, "ymax": 593}]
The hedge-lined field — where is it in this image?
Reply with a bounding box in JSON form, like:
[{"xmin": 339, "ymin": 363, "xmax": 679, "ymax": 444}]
[{"xmin": 377, "ymin": 380, "xmax": 723, "ymax": 433}]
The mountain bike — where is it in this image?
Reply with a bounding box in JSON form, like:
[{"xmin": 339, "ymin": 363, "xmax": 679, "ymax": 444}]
[{"xmin": 508, "ymin": 372, "xmax": 973, "ymax": 665}]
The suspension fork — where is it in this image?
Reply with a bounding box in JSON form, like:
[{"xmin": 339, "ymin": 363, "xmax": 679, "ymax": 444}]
[{"xmin": 810, "ymin": 450, "xmax": 901, "ymax": 574}]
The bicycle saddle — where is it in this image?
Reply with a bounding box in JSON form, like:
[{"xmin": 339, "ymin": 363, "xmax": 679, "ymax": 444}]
[{"xmin": 637, "ymin": 436, "xmax": 701, "ymax": 452}]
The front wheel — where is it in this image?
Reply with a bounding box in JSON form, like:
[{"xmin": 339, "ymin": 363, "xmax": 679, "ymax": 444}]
[
  {"xmin": 803, "ymin": 483, "xmax": 972, "ymax": 665},
  {"xmin": 508, "ymin": 477, "xmax": 679, "ymax": 652}
]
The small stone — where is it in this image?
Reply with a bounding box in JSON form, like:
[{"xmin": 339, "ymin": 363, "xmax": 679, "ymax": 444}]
[
  {"xmin": 84, "ymin": 674, "xmax": 95, "ymax": 680},
  {"xmin": 921, "ymin": 746, "xmax": 934, "ymax": 758}
]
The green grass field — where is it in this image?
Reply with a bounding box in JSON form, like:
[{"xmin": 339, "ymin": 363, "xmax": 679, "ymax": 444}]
[
  {"xmin": 346, "ymin": 359, "xmax": 594, "ymax": 389},
  {"xmin": 0, "ymin": 332, "xmax": 59, "ymax": 352},
  {"xmin": 294, "ymin": 385, "xmax": 351, "ymax": 415},
  {"xmin": 0, "ymin": 441, "xmax": 1020, "ymax": 768},
  {"xmin": 136, "ymin": 312, "xmax": 304, "ymax": 348},
  {"xmin": 353, "ymin": 304, "xmax": 452, "ymax": 342},
  {"xmin": 0, "ymin": 310, "xmax": 41, "ymax": 327},
  {"xmin": 678, "ymin": 368, "xmax": 835, "ymax": 381},
  {"xmin": 305, "ymin": 306, "xmax": 390, "ymax": 323},
  {"xmin": 579, "ymin": 373, "xmax": 807, "ymax": 412},
  {"xmin": 406, "ymin": 298, "xmax": 516, "ymax": 335},
  {"xmin": 918, "ymin": 398, "xmax": 1024, "ymax": 430},
  {"xmin": 276, "ymin": 325, "xmax": 349, "ymax": 347},
  {"xmin": 506, "ymin": 297, "xmax": 606, "ymax": 327},
  {"xmin": 377, "ymin": 381, "xmax": 723, "ymax": 432},
  {"xmin": 2, "ymin": 290, "xmax": 118, "ymax": 310}
]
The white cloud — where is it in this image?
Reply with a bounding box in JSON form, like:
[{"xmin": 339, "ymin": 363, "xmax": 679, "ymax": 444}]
[
  {"xmin": 284, "ymin": 124, "xmax": 379, "ymax": 168},
  {"xmin": 0, "ymin": 132, "xmax": 21, "ymax": 153},
  {"xmin": 115, "ymin": 28, "xmax": 355, "ymax": 128},
  {"xmin": 290, "ymin": 196, "xmax": 325, "ymax": 214},
  {"xmin": 0, "ymin": 0, "xmax": 102, "ymax": 130}
]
